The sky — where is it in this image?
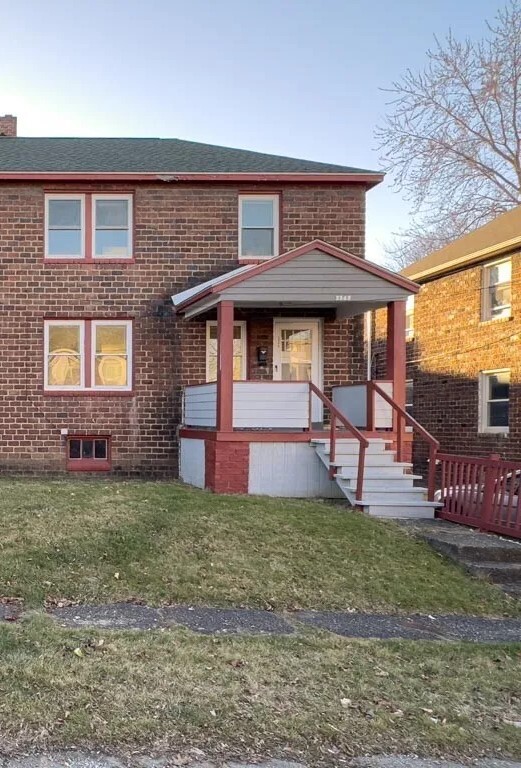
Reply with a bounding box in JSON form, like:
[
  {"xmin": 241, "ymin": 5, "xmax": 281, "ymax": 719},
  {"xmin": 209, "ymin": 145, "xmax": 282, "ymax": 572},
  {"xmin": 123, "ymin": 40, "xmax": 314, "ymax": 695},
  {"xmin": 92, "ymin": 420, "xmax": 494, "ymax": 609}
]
[{"xmin": 0, "ymin": 0, "xmax": 503, "ymax": 263}]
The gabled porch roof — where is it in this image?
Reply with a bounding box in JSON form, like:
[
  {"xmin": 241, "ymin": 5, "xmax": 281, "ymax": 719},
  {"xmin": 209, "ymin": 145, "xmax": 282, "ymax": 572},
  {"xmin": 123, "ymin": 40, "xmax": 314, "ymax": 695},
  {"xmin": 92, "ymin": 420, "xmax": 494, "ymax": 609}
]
[{"xmin": 172, "ymin": 240, "xmax": 419, "ymax": 319}]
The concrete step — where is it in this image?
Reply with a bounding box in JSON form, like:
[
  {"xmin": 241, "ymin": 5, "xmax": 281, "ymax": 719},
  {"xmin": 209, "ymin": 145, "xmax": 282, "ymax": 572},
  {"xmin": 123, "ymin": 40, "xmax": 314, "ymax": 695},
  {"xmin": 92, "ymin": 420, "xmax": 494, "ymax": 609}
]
[
  {"xmin": 330, "ymin": 453, "xmax": 402, "ymax": 467},
  {"xmin": 421, "ymin": 534, "xmax": 521, "ymax": 564},
  {"xmin": 362, "ymin": 502, "xmax": 438, "ymax": 519},
  {"xmin": 463, "ymin": 560, "xmax": 521, "ymax": 584},
  {"xmin": 320, "ymin": 443, "xmax": 391, "ymax": 456}
]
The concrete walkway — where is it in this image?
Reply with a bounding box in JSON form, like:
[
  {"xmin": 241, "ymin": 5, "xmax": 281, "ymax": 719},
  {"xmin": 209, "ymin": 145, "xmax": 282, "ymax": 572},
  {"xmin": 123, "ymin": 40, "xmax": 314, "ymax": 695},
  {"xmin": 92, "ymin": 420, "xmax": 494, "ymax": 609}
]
[
  {"xmin": 2, "ymin": 602, "xmax": 520, "ymax": 642},
  {"xmin": 1, "ymin": 752, "xmax": 520, "ymax": 768}
]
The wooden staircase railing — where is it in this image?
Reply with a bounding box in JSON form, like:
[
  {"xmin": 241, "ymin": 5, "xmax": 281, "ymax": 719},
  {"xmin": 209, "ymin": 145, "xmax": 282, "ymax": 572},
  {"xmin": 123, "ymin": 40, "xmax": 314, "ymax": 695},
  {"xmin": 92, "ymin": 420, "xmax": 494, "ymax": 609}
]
[
  {"xmin": 309, "ymin": 383, "xmax": 369, "ymax": 501},
  {"xmin": 368, "ymin": 381, "xmax": 440, "ymax": 501}
]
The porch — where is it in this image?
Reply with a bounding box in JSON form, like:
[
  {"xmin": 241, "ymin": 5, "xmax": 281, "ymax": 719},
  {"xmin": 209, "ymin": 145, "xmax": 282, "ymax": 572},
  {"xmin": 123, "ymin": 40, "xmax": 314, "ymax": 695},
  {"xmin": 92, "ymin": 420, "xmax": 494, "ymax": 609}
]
[{"xmin": 172, "ymin": 240, "xmax": 438, "ymax": 515}]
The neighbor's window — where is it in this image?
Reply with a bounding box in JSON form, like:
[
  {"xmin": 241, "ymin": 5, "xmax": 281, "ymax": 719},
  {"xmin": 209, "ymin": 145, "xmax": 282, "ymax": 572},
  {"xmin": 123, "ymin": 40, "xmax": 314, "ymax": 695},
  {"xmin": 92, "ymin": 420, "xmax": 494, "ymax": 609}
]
[
  {"xmin": 239, "ymin": 195, "xmax": 279, "ymax": 259},
  {"xmin": 67, "ymin": 436, "xmax": 111, "ymax": 471},
  {"xmin": 482, "ymin": 259, "xmax": 511, "ymax": 321},
  {"xmin": 206, "ymin": 321, "xmax": 247, "ymax": 381},
  {"xmin": 405, "ymin": 379, "xmax": 414, "ymax": 417},
  {"xmin": 45, "ymin": 193, "xmax": 133, "ymax": 260},
  {"xmin": 44, "ymin": 319, "xmax": 132, "ymax": 392},
  {"xmin": 479, "ymin": 369, "xmax": 510, "ymax": 433},
  {"xmin": 405, "ymin": 295, "xmax": 414, "ymax": 340}
]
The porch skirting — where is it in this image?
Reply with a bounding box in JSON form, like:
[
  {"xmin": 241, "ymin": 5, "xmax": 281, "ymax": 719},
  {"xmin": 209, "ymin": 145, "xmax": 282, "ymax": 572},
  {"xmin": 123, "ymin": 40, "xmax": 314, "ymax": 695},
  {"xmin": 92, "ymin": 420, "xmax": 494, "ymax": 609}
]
[{"xmin": 179, "ymin": 434, "xmax": 342, "ymax": 497}]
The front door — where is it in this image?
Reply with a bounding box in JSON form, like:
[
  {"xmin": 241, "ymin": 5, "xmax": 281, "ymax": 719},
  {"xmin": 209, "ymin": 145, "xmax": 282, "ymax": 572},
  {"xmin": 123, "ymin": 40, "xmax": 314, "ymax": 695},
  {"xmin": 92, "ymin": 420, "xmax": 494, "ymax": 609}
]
[{"xmin": 273, "ymin": 320, "xmax": 323, "ymax": 423}]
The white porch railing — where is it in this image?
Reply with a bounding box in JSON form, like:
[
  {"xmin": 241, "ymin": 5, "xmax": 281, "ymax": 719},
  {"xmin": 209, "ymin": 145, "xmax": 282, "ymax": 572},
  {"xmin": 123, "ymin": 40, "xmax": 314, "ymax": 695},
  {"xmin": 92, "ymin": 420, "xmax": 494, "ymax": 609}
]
[{"xmin": 183, "ymin": 381, "xmax": 310, "ymax": 429}]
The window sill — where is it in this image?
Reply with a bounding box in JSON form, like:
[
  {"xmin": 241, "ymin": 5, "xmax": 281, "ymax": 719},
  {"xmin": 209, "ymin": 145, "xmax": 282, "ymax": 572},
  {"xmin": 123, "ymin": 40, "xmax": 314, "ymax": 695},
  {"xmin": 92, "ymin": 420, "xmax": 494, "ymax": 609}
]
[
  {"xmin": 44, "ymin": 257, "xmax": 135, "ymax": 265},
  {"xmin": 238, "ymin": 255, "xmax": 277, "ymax": 263},
  {"xmin": 479, "ymin": 314, "xmax": 513, "ymax": 326},
  {"xmin": 478, "ymin": 429, "xmax": 510, "ymax": 436},
  {"xmin": 44, "ymin": 390, "xmax": 133, "ymax": 397}
]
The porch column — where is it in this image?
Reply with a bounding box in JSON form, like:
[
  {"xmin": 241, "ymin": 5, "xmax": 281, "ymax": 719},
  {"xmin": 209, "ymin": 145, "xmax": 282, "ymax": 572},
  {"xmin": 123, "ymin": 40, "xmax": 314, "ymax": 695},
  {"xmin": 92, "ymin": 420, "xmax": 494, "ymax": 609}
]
[
  {"xmin": 386, "ymin": 300, "xmax": 406, "ymax": 411},
  {"xmin": 216, "ymin": 300, "xmax": 234, "ymax": 432}
]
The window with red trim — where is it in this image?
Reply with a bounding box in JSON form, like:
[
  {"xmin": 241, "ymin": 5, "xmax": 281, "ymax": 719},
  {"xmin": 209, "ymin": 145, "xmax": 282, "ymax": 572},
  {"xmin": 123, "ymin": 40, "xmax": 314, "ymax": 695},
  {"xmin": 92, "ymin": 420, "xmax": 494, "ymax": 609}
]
[
  {"xmin": 45, "ymin": 193, "xmax": 133, "ymax": 261},
  {"xmin": 44, "ymin": 319, "xmax": 132, "ymax": 392},
  {"xmin": 67, "ymin": 436, "xmax": 111, "ymax": 471}
]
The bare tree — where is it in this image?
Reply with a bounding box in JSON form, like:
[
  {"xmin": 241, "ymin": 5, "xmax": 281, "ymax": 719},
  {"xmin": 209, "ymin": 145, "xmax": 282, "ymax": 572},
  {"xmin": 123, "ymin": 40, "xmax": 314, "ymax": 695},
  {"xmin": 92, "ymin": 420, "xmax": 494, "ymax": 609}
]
[{"xmin": 376, "ymin": 0, "xmax": 521, "ymax": 268}]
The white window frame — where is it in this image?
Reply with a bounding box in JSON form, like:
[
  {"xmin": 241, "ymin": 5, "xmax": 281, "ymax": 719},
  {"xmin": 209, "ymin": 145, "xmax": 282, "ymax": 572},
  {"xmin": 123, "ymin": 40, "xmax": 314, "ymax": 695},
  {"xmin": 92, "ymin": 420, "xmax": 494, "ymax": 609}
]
[
  {"xmin": 91, "ymin": 320, "xmax": 133, "ymax": 391},
  {"xmin": 238, "ymin": 194, "xmax": 279, "ymax": 260},
  {"xmin": 44, "ymin": 319, "xmax": 85, "ymax": 390},
  {"xmin": 206, "ymin": 321, "xmax": 247, "ymax": 382},
  {"xmin": 44, "ymin": 319, "xmax": 132, "ymax": 392},
  {"xmin": 479, "ymin": 369, "xmax": 510, "ymax": 434},
  {"xmin": 405, "ymin": 295, "xmax": 414, "ymax": 340},
  {"xmin": 481, "ymin": 258, "xmax": 512, "ymax": 321},
  {"xmin": 92, "ymin": 194, "xmax": 133, "ymax": 260},
  {"xmin": 44, "ymin": 194, "xmax": 85, "ymax": 260}
]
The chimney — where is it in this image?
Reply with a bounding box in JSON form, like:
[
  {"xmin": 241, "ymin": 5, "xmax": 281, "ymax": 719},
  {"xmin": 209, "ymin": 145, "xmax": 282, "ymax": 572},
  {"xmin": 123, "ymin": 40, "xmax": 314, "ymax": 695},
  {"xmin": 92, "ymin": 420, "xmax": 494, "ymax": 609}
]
[{"xmin": 0, "ymin": 115, "xmax": 17, "ymax": 137}]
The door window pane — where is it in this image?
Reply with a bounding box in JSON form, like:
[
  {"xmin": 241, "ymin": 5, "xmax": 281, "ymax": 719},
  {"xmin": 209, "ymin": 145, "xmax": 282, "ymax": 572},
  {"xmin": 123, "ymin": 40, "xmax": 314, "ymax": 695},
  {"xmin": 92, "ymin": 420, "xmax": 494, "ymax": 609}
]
[{"xmin": 280, "ymin": 328, "xmax": 312, "ymax": 381}]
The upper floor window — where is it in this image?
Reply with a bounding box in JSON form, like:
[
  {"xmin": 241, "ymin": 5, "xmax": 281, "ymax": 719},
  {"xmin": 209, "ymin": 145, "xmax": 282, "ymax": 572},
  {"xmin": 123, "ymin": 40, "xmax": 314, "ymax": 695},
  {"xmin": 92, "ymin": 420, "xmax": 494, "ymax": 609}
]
[
  {"xmin": 479, "ymin": 369, "xmax": 510, "ymax": 433},
  {"xmin": 44, "ymin": 319, "xmax": 132, "ymax": 392},
  {"xmin": 45, "ymin": 193, "xmax": 133, "ymax": 261},
  {"xmin": 206, "ymin": 321, "xmax": 247, "ymax": 381},
  {"xmin": 239, "ymin": 195, "xmax": 279, "ymax": 260},
  {"xmin": 405, "ymin": 295, "xmax": 414, "ymax": 340},
  {"xmin": 482, "ymin": 259, "xmax": 511, "ymax": 321}
]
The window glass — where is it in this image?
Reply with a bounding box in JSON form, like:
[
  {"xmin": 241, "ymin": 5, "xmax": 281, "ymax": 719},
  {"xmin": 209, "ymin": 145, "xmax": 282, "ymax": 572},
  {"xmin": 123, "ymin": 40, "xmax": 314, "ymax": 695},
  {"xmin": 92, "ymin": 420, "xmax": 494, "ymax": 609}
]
[
  {"xmin": 484, "ymin": 260, "xmax": 511, "ymax": 320},
  {"xmin": 68, "ymin": 439, "xmax": 81, "ymax": 459},
  {"xmin": 47, "ymin": 324, "xmax": 81, "ymax": 387},
  {"xmin": 207, "ymin": 323, "xmax": 245, "ymax": 381},
  {"xmin": 95, "ymin": 439, "xmax": 107, "ymax": 459},
  {"xmin": 240, "ymin": 196, "xmax": 277, "ymax": 258},
  {"xmin": 94, "ymin": 199, "xmax": 130, "ymax": 257},
  {"xmin": 47, "ymin": 199, "xmax": 82, "ymax": 257},
  {"xmin": 94, "ymin": 324, "xmax": 128, "ymax": 387},
  {"xmin": 483, "ymin": 370, "xmax": 510, "ymax": 429},
  {"xmin": 241, "ymin": 199, "xmax": 274, "ymax": 228},
  {"xmin": 81, "ymin": 440, "xmax": 94, "ymax": 459}
]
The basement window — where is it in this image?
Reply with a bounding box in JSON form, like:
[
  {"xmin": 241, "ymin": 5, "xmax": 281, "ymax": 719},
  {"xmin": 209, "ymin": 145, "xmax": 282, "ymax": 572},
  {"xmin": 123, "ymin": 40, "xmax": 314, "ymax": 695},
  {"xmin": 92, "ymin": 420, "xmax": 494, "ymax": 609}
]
[{"xmin": 67, "ymin": 436, "xmax": 111, "ymax": 471}]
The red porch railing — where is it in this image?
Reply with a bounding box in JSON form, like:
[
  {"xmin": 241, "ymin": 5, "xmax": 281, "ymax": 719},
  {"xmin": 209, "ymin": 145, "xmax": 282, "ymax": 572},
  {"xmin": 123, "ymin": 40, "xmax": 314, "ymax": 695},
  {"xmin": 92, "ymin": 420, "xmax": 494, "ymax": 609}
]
[
  {"xmin": 438, "ymin": 452, "xmax": 521, "ymax": 540},
  {"xmin": 367, "ymin": 381, "xmax": 440, "ymax": 501},
  {"xmin": 309, "ymin": 383, "xmax": 369, "ymax": 501}
]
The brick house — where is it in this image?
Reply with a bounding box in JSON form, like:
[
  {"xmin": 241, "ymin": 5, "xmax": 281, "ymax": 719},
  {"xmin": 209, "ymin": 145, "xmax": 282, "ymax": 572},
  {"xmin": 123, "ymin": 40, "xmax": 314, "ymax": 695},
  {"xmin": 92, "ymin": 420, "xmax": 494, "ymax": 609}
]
[
  {"xmin": 372, "ymin": 205, "xmax": 521, "ymax": 471},
  {"xmin": 0, "ymin": 114, "xmax": 437, "ymax": 516}
]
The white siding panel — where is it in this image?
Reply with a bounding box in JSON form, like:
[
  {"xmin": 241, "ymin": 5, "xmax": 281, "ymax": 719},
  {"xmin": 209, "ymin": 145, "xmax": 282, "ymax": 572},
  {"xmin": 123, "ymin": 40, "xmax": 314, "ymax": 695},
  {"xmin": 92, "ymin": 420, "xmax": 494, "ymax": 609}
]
[
  {"xmin": 249, "ymin": 442, "xmax": 343, "ymax": 498},
  {"xmin": 233, "ymin": 382, "xmax": 309, "ymax": 428},
  {"xmin": 180, "ymin": 438, "xmax": 205, "ymax": 488},
  {"xmin": 184, "ymin": 384, "xmax": 217, "ymax": 427},
  {"xmin": 332, "ymin": 382, "xmax": 393, "ymax": 429}
]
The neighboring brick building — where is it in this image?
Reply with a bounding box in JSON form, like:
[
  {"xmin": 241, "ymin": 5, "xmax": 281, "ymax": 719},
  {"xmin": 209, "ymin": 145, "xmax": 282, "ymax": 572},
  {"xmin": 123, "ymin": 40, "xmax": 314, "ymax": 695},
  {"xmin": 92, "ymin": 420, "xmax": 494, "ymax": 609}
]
[
  {"xmin": 372, "ymin": 205, "xmax": 521, "ymax": 470},
  {"xmin": 1, "ymin": 115, "xmax": 398, "ymax": 479}
]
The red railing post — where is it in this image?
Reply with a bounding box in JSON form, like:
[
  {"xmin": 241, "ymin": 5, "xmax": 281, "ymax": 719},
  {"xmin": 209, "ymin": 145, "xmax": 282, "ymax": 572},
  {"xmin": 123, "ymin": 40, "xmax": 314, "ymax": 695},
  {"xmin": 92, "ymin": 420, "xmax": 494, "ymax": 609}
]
[
  {"xmin": 427, "ymin": 444, "xmax": 437, "ymax": 502},
  {"xmin": 366, "ymin": 381, "xmax": 375, "ymax": 431},
  {"xmin": 329, "ymin": 413, "xmax": 336, "ymax": 479},
  {"xmin": 481, "ymin": 453, "xmax": 501, "ymax": 530}
]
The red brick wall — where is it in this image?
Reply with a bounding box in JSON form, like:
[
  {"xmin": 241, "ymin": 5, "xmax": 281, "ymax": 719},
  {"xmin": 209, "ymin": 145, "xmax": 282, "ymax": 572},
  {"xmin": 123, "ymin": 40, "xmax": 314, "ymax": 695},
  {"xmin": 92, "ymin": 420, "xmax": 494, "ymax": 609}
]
[
  {"xmin": 205, "ymin": 440, "xmax": 249, "ymax": 494},
  {"xmin": 0, "ymin": 180, "xmax": 367, "ymax": 475},
  {"xmin": 373, "ymin": 253, "xmax": 521, "ymax": 471}
]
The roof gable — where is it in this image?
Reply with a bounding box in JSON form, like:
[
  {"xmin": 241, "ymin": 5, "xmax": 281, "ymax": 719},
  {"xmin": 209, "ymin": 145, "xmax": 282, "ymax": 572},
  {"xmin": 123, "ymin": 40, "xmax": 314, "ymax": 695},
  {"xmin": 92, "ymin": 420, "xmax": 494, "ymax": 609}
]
[{"xmin": 173, "ymin": 240, "xmax": 419, "ymax": 313}]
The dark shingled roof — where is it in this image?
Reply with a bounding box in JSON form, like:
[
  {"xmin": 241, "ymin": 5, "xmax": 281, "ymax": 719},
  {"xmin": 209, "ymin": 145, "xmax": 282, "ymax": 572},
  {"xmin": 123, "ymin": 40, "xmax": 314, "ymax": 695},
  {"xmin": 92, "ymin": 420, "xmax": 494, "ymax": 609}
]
[{"xmin": 0, "ymin": 136, "xmax": 380, "ymax": 175}]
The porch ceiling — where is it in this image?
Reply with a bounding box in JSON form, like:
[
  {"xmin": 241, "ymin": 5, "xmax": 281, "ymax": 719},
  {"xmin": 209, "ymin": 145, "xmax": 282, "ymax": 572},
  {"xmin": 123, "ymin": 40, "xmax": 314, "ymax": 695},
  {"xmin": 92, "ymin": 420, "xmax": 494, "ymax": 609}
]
[{"xmin": 172, "ymin": 240, "xmax": 419, "ymax": 319}]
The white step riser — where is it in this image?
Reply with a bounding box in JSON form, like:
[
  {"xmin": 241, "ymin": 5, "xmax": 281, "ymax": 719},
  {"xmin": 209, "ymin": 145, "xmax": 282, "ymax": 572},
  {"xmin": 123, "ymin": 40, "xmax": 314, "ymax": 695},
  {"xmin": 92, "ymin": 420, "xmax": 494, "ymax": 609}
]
[
  {"xmin": 340, "ymin": 478, "xmax": 418, "ymax": 491},
  {"xmin": 357, "ymin": 491, "xmax": 428, "ymax": 504},
  {"xmin": 337, "ymin": 468, "xmax": 420, "ymax": 481},
  {"xmin": 321, "ymin": 446, "xmax": 391, "ymax": 456},
  {"xmin": 334, "ymin": 454, "xmax": 402, "ymax": 467}
]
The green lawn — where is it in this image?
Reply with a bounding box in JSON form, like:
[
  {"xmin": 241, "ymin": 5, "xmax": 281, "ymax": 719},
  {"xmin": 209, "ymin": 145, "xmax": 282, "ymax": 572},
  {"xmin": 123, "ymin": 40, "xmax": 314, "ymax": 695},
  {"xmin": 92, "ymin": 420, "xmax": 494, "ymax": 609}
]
[
  {"xmin": 0, "ymin": 616, "xmax": 519, "ymax": 760},
  {"xmin": 0, "ymin": 478, "xmax": 517, "ymax": 615}
]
